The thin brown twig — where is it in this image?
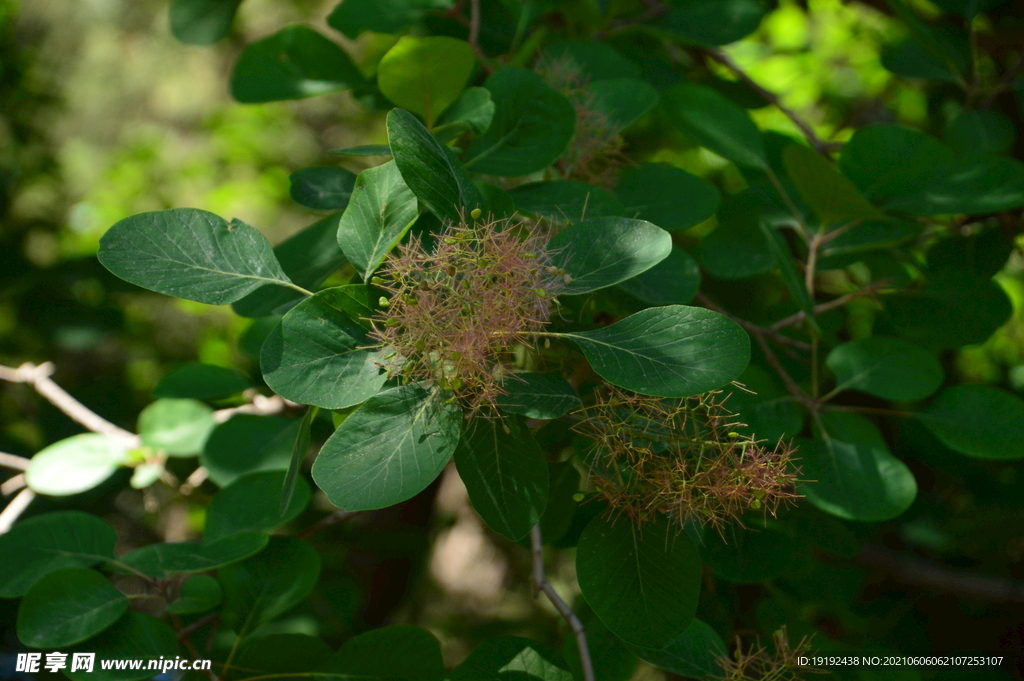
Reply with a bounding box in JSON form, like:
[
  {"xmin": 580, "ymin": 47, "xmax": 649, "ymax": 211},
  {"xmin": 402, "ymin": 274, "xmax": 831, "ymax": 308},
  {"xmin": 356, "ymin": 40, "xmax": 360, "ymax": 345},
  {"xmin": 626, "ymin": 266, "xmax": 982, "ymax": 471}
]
[
  {"xmin": 770, "ymin": 279, "xmax": 893, "ymax": 332},
  {"xmin": 0, "ymin": 362, "xmax": 138, "ymax": 445},
  {"xmin": 213, "ymin": 393, "xmax": 298, "ymax": 424},
  {"xmin": 702, "ymin": 48, "xmax": 842, "ymax": 156},
  {"xmin": 695, "ymin": 293, "xmax": 812, "ymax": 352},
  {"xmin": 530, "ymin": 525, "xmax": 596, "ymax": 681}
]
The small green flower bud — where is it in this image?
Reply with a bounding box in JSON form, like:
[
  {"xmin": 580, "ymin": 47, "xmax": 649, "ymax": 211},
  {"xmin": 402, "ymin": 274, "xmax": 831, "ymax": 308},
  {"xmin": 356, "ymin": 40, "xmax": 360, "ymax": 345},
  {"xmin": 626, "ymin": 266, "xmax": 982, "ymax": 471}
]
[
  {"xmin": 384, "ymin": 318, "xmax": 401, "ymax": 327},
  {"xmin": 728, "ymin": 432, "xmax": 739, "ymax": 439},
  {"xmin": 470, "ymin": 208, "xmax": 482, "ymax": 220},
  {"xmin": 749, "ymin": 498, "xmax": 762, "ymax": 510},
  {"xmin": 533, "ymin": 288, "xmax": 547, "ymax": 298},
  {"xmin": 446, "ymin": 265, "xmax": 457, "ymax": 277},
  {"xmin": 378, "ymin": 297, "xmax": 390, "ymax": 307},
  {"xmin": 415, "ymin": 339, "xmax": 426, "ymax": 351},
  {"xmin": 444, "ymin": 237, "xmax": 459, "ymax": 244}
]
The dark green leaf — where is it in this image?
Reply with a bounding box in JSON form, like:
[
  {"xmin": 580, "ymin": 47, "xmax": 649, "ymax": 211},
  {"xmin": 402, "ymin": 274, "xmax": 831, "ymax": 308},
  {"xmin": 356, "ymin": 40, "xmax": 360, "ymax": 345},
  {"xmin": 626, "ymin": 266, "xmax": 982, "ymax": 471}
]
[
  {"xmin": 312, "ymin": 383, "xmax": 462, "ymax": 511},
  {"xmin": 261, "ymin": 286, "xmax": 389, "ymax": 410},
  {"xmin": 945, "ymin": 109, "xmax": 1016, "ymax": 156},
  {"xmin": 452, "ymin": 637, "xmax": 573, "ymax": 681},
  {"xmin": 759, "ymin": 222, "xmax": 816, "ymax": 331},
  {"xmin": 931, "ymin": 0, "xmax": 1006, "ymax": 18},
  {"xmin": 627, "ymin": 619, "xmax": 727, "ymax": 680},
  {"xmin": 784, "ymin": 505, "xmax": 861, "ymax": 558},
  {"xmin": 166, "ymin": 574, "xmax": 223, "ymax": 614},
  {"xmin": 563, "ymin": 611, "xmax": 637, "ymax": 681},
  {"xmin": 436, "ymin": 87, "xmax": 495, "ymax": 135},
  {"xmin": 466, "ymin": 68, "xmax": 576, "ymax": 177},
  {"xmin": 826, "ymin": 336, "xmax": 943, "ymax": 401},
  {"xmin": 577, "ymin": 515, "xmax": 701, "ymax": 648},
  {"xmin": 237, "ymin": 634, "xmax": 333, "ymax": 679},
  {"xmin": 662, "ymin": 83, "xmax": 768, "ymax": 169},
  {"xmin": 202, "ymin": 415, "xmax": 299, "ymax": 487},
  {"xmin": 455, "ymin": 415, "xmax": 549, "ymax": 540},
  {"xmin": 233, "ymin": 215, "xmax": 349, "ymax": 318},
  {"xmin": 98, "ymin": 208, "xmax": 294, "ymax": 305},
  {"xmin": 65, "ymin": 613, "xmax": 178, "ymax": 681},
  {"xmin": 337, "ymin": 161, "xmax": 419, "ymax": 281},
  {"xmin": 205, "ymin": 470, "xmax": 311, "ymax": 542},
  {"xmin": 616, "ymin": 163, "xmax": 720, "ymax": 231},
  {"xmin": 918, "ymin": 385, "xmax": 1024, "ymax": 460},
  {"xmin": 497, "ymin": 373, "xmax": 582, "ymax": 420},
  {"xmin": 885, "ymin": 156, "xmax": 1024, "ymax": 215},
  {"xmin": 378, "ymin": 36, "xmax": 475, "ymax": 126},
  {"xmin": 537, "ymin": 461, "xmax": 581, "ymax": 545},
  {"xmin": 388, "ymin": 108, "xmax": 482, "ymax": 224},
  {"xmin": 800, "ymin": 412, "xmax": 917, "ymax": 522},
  {"xmin": 290, "ymin": 167, "xmax": 357, "ymax": 211},
  {"xmin": 839, "ymin": 124, "xmax": 955, "ymax": 205},
  {"xmin": 782, "ymin": 144, "xmax": 881, "ymax": 225},
  {"xmin": 320, "ymin": 626, "xmax": 446, "ymax": 681},
  {"xmin": 154, "ymin": 363, "xmax": 253, "ymax": 400},
  {"xmin": 117, "ymin": 533, "xmax": 269, "ymax": 578},
  {"xmin": 656, "ymin": 0, "xmax": 765, "ymax": 46},
  {"xmin": 169, "ymin": 0, "xmax": 242, "ymax": 44},
  {"xmin": 327, "ymin": 0, "xmax": 453, "ymax": 39},
  {"xmin": 138, "ymin": 398, "xmax": 215, "ymax": 456},
  {"xmin": 25, "ymin": 434, "xmax": 127, "ymax": 496},
  {"xmin": 511, "ymin": 181, "xmax": 625, "ymax": 224},
  {"xmin": 330, "ymin": 145, "xmax": 393, "ymax": 157},
  {"xmin": 230, "ymin": 25, "xmax": 365, "ymax": 103},
  {"xmin": 881, "ymin": 25, "xmax": 968, "ymax": 84},
  {"xmin": 0, "ymin": 511, "xmax": 116, "ymax": 597},
  {"xmin": 697, "ymin": 190, "xmax": 776, "ymax": 279},
  {"xmin": 818, "ymin": 218, "xmax": 921, "ymax": 265},
  {"xmin": 702, "ymin": 523, "xmax": 807, "ymax": 583},
  {"xmin": 541, "ymin": 41, "xmax": 640, "ymax": 81},
  {"xmin": 547, "ymin": 217, "xmax": 672, "ymax": 295},
  {"xmin": 219, "ymin": 536, "xmax": 321, "ymax": 638},
  {"xmin": 724, "ymin": 365, "xmax": 804, "ymax": 442},
  {"xmin": 618, "ymin": 246, "xmax": 701, "ymax": 306},
  {"xmin": 282, "ymin": 406, "xmax": 318, "ymax": 514},
  {"xmin": 586, "ymin": 78, "xmax": 659, "ymax": 132},
  {"xmin": 17, "ymin": 568, "xmax": 128, "ymax": 648},
  {"xmin": 559, "ymin": 305, "xmax": 750, "ymax": 397}
]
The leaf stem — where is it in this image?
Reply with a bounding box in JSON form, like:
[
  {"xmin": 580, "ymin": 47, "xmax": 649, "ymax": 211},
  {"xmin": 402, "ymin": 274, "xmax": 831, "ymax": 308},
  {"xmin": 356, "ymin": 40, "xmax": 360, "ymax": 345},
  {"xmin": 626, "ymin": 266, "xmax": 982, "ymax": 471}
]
[
  {"xmin": 530, "ymin": 525, "xmax": 596, "ymax": 681},
  {"xmin": 0, "ymin": 488, "xmax": 35, "ymax": 534},
  {"xmin": 284, "ymin": 282, "xmax": 315, "ymax": 297}
]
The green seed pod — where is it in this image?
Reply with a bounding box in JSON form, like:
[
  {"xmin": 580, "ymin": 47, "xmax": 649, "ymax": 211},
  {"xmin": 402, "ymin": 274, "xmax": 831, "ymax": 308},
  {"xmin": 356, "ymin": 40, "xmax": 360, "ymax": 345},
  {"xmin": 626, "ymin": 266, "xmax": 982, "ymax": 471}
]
[
  {"xmin": 385, "ymin": 318, "xmax": 401, "ymax": 327},
  {"xmin": 446, "ymin": 265, "xmax": 457, "ymax": 277},
  {"xmin": 403, "ymin": 294, "xmax": 418, "ymax": 305},
  {"xmin": 749, "ymin": 498, "xmax": 763, "ymax": 510},
  {"xmin": 415, "ymin": 339, "xmax": 426, "ymax": 351},
  {"xmin": 444, "ymin": 237, "xmax": 459, "ymax": 245},
  {"xmin": 533, "ymin": 288, "xmax": 547, "ymax": 298},
  {"xmin": 470, "ymin": 208, "xmax": 482, "ymax": 220},
  {"xmin": 371, "ymin": 276, "xmax": 386, "ymax": 286},
  {"xmin": 378, "ymin": 297, "xmax": 390, "ymax": 307}
]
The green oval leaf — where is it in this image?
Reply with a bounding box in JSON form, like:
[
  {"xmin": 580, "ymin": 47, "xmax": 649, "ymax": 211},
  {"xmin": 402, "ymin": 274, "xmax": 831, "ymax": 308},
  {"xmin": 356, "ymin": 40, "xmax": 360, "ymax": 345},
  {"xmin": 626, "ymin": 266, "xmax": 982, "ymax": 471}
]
[
  {"xmin": 826, "ymin": 336, "xmax": 944, "ymax": 401},
  {"xmin": 885, "ymin": 155, "xmax": 1024, "ymax": 215},
  {"xmin": 782, "ymin": 143, "xmax": 881, "ymax": 225},
  {"xmin": 201, "ymin": 414, "xmax": 299, "ymax": 487},
  {"xmin": 218, "ymin": 536, "xmax": 321, "ymax": 639},
  {"xmin": 154, "ymin": 362, "xmax": 253, "ymax": 400},
  {"xmin": 327, "ymin": 0, "xmax": 453, "ymax": 39},
  {"xmin": 98, "ymin": 208, "xmax": 294, "ymax": 305},
  {"xmin": 289, "ymin": 166, "xmax": 356, "ymax": 211},
  {"xmin": 559, "ymin": 305, "xmax": 750, "ymax": 397},
  {"xmin": 618, "ymin": 246, "xmax": 701, "ymax": 307},
  {"xmin": 586, "ymin": 78, "xmax": 659, "ymax": 132},
  {"xmin": 800, "ymin": 412, "xmax": 918, "ymax": 522},
  {"xmin": 945, "ymin": 109, "xmax": 1016, "ymax": 156},
  {"xmin": 65, "ymin": 613, "xmax": 179, "ymax": 681},
  {"xmin": 261, "ymin": 286, "xmax": 389, "ymax": 410},
  {"xmin": 697, "ymin": 188, "xmax": 776, "ymax": 279},
  {"xmin": 497, "ymin": 373, "xmax": 582, "ymax": 420},
  {"xmin": 511, "ymin": 181, "xmax": 625, "ymax": 224},
  {"xmin": 466, "ymin": 67, "xmax": 576, "ymax": 177},
  {"xmin": 230, "ymin": 25, "xmax": 365, "ymax": 103},
  {"xmin": 25, "ymin": 434, "xmax": 127, "ymax": 496},
  {"xmin": 839, "ymin": 124, "xmax": 956, "ymax": 205},
  {"xmin": 918, "ymin": 384, "xmax": 1024, "ymax": 460},
  {"xmin": 205, "ymin": 470, "xmax": 311, "ymax": 542},
  {"xmin": 312, "ymin": 383, "xmax": 463, "ymax": 511},
  {"xmin": 166, "ymin": 574, "xmax": 223, "ymax": 615},
  {"xmin": 548, "ymin": 217, "xmax": 672, "ymax": 295},
  {"xmin": 169, "ymin": 0, "xmax": 242, "ymax": 44},
  {"xmin": 656, "ymin": 0, "xmax": 765, "ymax": 46},
  {"xmin": 337, "ymin": 160, "xmax": 419, "ymax": 281},
  {"xmin": 662, "ymin": 83, "xmax": 767, "ymax": 170},
  {"xmin": 702, "ymin": 523, "xmax": 807, "ymax": 583},
  {"xmin": 138, "ymin": 398, "xmax": 216, "ymax": 456},
  {"xmin": 627, "ymin": 619, "xmax": 727, "ymax": 680},
  {"xmin": 452, "ymin": 637, "xmax": 573, "ymax": 681},
  {"xmin": 454, "ymin": 415, "xmax": 549, "ymax": 541},
  {"xmin": 577, "ymin": 515, "xmax": 702, "ymax": 648},
  {"xmin": 378, "ymin": 36, "xmax": 475, "ymax": 126},
  {"xmin": 542, "ymin": 40, "xmax": 640, "ymax": 81},
  {"xmin": 436, "ymin": 86, "xmax": 495, "ymax": 135},
  {"xmin": 319, "ymin": 626, "xmax": 446, "ymax": 680},
  {"xmin": 117, "ymin": 533, "xmax": 269, "ymax": 579},
  {"xmin": 17, "ymin": 568, "xmax": 128, "ymax": 648},
  {"xmin": 388, "ymin": 108, "xmax": 482, "ymax": 224},
  {"xmin": 616, "ymin": 164, "xmax": 720, "ymax": 231},
  {"xmin": 0, "ymin": 511, "xmax": 116, "ymax": 597}
]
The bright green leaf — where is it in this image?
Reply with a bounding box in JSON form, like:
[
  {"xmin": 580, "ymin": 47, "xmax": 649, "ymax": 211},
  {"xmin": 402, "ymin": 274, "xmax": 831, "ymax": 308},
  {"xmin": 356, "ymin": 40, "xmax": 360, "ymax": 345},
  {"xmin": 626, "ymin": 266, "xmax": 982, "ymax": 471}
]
[
  {"xmin": 205, "ymin": 470, "xmax": 311, "ymax": 542},
  {"xmin": 918, "ymin": 385, "xmax": 1024, "ymax": 460},
  {"xmin": 98, "ymin": 208, "xmax": 294, "ymax": 305},
  {"xmin": 117, "ymin": 533, "xmax": 269, "ymax": 579},
  {"xmin": 378, "ymin": 36, "xmax": 475, "ymax": 126},
  {"xmin": 782, "ymin": 144, "xmax": 881, "ymax": 225},
  {"xmin": 17, "ymin": 568, "xmax": 128, "ymax": 648},
  {"xmin": 616, "ymin": 164, "xmax": 720, "ymax": 231},
  {"xmin": 289, "ymin": 166, "xmax": 356, "ymax": 211},
  {"xmin": 154, "ymin": 363, "xmax": 253, "ymax": 400},
  {"xmin": 169, "ymin": 0, "xmax": 242, "ymax": 44},
  {"xmin": 230, "ymin": 25, "xmax": 365, "ymax": 103},
  {"xmin": 826, "ymin": 336, "xmax": 944, "ymax": 401},
  {"xmin": 25, "ymin": 434, "xmax": 127, "ymax": 496},
  {"xmin": 455, "ymin": 415, "xmax": 549, "ymax": 541},
  {"xmin": 312, "ymin": 383, "xmax": 463, "ymax": 511},
  {"xmin": 138, "ymin": 398, "xmax": 215, "ymax": 456},
  {"xmin": 166, "ymin": 574, "xmax": 223, "ymax": 614},
  {"xmin": 662, "ymin": 83, "xmax": 768, "ymax": 169},
  {"xmin": 547, "ymin": 217, "xmax": 672, "ymax": 295},
  {"xmin": 497, "ymin": 373, "xmax": 581, "ymax": 420},
  {"xmin": 337, "ymin": 161, "xmax": 418, "ymax": 281},
  {"xmin": 558, "ymin": 305, "xmax": 750, "ymax": 397},
  {"xmin": 577, "ymin": 515, "xmax": 701, "ymax": 648},
  {"xmin": 0, "ymin": 511, "xmax": 116, "ymax": 597},
  {"xmin": 261, "ymin": 286, "xmax": 389, "ymax": 410}
]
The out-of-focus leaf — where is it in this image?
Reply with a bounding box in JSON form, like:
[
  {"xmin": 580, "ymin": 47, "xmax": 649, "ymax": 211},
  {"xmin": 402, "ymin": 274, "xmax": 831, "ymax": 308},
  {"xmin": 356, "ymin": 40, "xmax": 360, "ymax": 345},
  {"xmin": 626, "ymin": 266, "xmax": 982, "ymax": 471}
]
[
  {"xmin": 378, "ymin": 36, "xmax": 475, "ymax": 126},
  {"xmin": 25, "ymin": 434, "xmax": 127, "ymax": 496}
]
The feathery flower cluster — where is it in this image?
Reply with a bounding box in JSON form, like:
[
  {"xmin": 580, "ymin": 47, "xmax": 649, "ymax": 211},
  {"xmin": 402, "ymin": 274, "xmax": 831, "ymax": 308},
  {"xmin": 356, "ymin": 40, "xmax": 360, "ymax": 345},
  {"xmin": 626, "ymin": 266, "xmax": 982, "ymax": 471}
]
[
  {"xmin": 371, "ymin": 215, "xmax": 564, "ymax": 413},
  {"xmin": 717, "ymin": 627, "xmax": 822, "ymax": 681},
  {"xmin": 535, "ymin": 55, "xmax": 628, "ymax": 189},
  {"xmin": 572, "ymin": 385, "xmax": 800, "ymax": 532}
]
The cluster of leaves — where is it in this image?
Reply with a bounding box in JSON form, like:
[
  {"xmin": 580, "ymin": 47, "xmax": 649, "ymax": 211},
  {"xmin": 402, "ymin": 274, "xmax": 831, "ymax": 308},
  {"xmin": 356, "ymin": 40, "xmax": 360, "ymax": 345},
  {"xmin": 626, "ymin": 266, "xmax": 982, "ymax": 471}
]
[{"xmin": 3, "ymin": 0, "xmax": 1024, "ymax": 678}]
